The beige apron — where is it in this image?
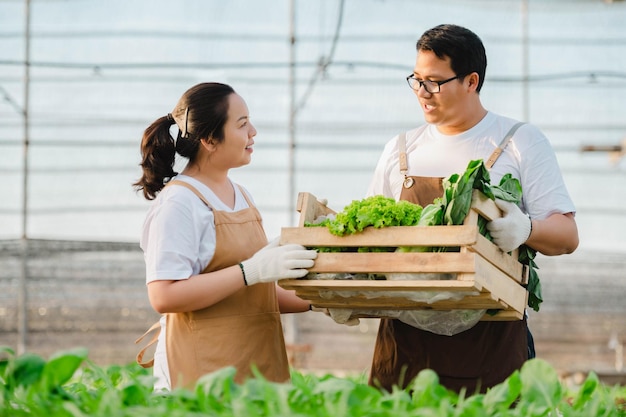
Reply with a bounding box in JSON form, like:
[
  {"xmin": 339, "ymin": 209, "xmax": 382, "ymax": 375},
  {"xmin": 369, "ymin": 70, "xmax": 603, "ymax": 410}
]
[
  {"xmin": 369, "ymin": 127, "xmax": 528, "ymax": 394},
  {"xmin": 136, "ymin": 180, "xmax": 289, "ymax": 389}
]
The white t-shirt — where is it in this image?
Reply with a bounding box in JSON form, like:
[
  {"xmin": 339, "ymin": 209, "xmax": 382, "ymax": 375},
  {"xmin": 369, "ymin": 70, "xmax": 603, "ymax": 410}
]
[
  {"xmin": 139, "ymin": 174, "xmax": 256, "ymax": 391},
  {"xmin": 366, "ymin": 111, "xmax": 576, "ymax": 220}
]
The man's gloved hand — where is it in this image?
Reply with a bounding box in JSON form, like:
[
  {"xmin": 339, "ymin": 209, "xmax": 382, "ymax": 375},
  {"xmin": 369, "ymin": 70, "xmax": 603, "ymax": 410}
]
[
  {"xmin": 240, "ymin": 238, "xmax": 317, "ymax": 286},
  {"xmin": 486, "ymin": 199, "xmax": 532, "ymax": 253},
  {"xmin": 311, "ymin": 306, "xmax": 360, "ymax": 326}
]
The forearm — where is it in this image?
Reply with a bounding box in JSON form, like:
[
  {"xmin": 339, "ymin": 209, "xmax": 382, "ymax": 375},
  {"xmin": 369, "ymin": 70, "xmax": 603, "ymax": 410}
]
[
  {"xmin": 276, "ymin": 286, "xmax": 310, "ymax": 313},
  {"xmin": 525, "ymin": 212, "xmax": 578, "ymax": 256},
  {"xmin": 147, "ymin": 264, "xmax": 245, "ymax": 313}
]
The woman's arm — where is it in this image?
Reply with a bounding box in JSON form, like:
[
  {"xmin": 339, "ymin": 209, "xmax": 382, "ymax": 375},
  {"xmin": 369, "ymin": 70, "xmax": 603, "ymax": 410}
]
[
  {"xmin": 147, "ymin": 264, "xmax": 245, "ymax": 313},
  {"xmin": 276, "ymin": 285, "xmax": 310, "ymax": 313},
  {"xmin": 526, "ymin": 212, "xmax": 578, "ymax": 256}
]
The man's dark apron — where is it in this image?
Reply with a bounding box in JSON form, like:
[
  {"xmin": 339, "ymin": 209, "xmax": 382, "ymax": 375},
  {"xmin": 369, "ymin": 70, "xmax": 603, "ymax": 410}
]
[
  {"xmin": 136, "ymin": 180, "xmax": 290, "ymax": 389},
  {"xmin": 368, "ymin": 126, "xmax": 529, "ymax": 394}
]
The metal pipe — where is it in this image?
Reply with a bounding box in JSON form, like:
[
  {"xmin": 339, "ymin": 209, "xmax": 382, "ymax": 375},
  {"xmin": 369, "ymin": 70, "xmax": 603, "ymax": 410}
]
[
  {"xmin": 284, "ymin": 0, "xmax": 299, "ymax": 349},
  {"xmin": 580, "ymin": 145, "xmax": 622, "ymax": 152},
  {"xmin": 288, "ymin": 0, "xmax": 296, "ymax": 227},
  {"xmin": 521, "ymin": 0, "xmax": 529, "ymax": 122},
  {"xmin": 18, "ymin": 0, "xmax": 31, "ymax": 356}
]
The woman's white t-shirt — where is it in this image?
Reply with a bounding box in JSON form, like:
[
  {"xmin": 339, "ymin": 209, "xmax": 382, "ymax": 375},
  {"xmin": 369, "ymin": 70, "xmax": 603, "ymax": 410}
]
[{"xmin": 139, "ymin": 174, "xmax": 255, "ymax": 390}]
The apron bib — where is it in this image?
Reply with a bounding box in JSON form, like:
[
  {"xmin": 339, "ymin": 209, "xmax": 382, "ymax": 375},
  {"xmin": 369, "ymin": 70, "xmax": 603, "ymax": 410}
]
[
  {"xmin": 137, "ymin": 180, "xmax": 290, "ymax": 389},
  {"xmin": 368, "ymin": 129, "xmax": 528, "ymax": 394}
]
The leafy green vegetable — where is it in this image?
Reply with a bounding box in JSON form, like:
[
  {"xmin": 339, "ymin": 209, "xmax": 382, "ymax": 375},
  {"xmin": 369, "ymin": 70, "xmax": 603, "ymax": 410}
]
[
  {"xmin": 417, "ymin": 198, "xmax": 445, "ymax": 226},
  {"xmin": 408, "ymin": 159, "xmax": 541, "ymax": 311},
  {"xmin": 323, "ymin": 195, "xmax": 423, "ymax": 237},
  {"xmin": 305, "ymin": 196, "xmax": 422, "ymax": 253},
  {"xmin": 1, "ymin": 349, "xmax": 624, "ymax": 416},
  {"xmin": 442, "ymin": 159, "xmax": 491, "ymax": 225}
]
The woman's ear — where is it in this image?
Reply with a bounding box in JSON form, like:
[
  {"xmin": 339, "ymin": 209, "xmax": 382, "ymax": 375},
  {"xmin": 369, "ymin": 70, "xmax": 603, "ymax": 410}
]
[{"xmin": 201, "ymin": 138, "xmax": 217, "ymax": 153}]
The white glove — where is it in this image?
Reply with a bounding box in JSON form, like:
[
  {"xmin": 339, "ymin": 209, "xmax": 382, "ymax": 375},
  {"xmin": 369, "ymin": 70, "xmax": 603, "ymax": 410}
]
[
  {"xmin": 240, "ymin": 238, "xmax": 317, "ymax": 286},
  {"xmin": 312, "ymin": 306, "xmax": 360, "ymax": 326},
  {"xmin": 486, "ymin": 199, "xmax": 532, "ymax": 253}
]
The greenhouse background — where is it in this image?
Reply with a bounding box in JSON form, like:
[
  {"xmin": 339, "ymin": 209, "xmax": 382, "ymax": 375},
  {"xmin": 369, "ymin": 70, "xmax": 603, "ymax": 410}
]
[{"xmin": 0, "ymin": 0, "xmax": 625, "ymax": 383}]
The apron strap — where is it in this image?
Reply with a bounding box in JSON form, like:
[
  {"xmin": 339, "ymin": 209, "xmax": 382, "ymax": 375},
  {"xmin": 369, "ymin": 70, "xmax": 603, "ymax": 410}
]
[
  {"xmin": 135, "ymin": 320, "xmax": 161, "ymax": 368},
  {"xmin": 166, "ymin": 179, "xmax": 215, "ymax": 209},
  {"xmin": 399, "ymin": 122, "xmax": 526, "ymax": 174},
  {"xmin": 167, "ymin": 180, "xmax": 252, "ymax": 210},
  {"xmin": 236, "ymin": 184, "xmax": 255, "ymax": 208},
  {"xmin": 398, "ymin": 131, "xmax": 408, "ymax": 174},
  {"xmin": 397, "ymin": 132, "xmax": 415, "ymax": 188},
  {"xmin": 485, "ymin": 122, "xmax": 526, "ymax": 169}
]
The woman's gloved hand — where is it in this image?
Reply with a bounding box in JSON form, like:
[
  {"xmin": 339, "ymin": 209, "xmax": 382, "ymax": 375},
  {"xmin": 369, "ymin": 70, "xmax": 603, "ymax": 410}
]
[
  {"xmin": 486, "ymin": 199, "xmax": 532, "ymax": 253},
  {"xmin": 240, "ymin": 238, "xmax": 317, "ymax": 285}
]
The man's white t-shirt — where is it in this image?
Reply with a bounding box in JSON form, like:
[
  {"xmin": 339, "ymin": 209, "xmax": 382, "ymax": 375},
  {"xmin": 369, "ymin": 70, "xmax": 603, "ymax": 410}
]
[
  {"xmin": 366, "ymin": 111, "xmax": 576, "ymax": 220},
  {"xmin": 139, "ymin": 174, "xmax": 256, "ymax": 390}
]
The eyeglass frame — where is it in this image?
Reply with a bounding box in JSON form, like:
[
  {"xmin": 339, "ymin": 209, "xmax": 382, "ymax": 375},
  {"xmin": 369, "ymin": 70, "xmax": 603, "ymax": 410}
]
[{"xmin": 405, "ymin": 73, "xmax": 467, "ymax": 94}]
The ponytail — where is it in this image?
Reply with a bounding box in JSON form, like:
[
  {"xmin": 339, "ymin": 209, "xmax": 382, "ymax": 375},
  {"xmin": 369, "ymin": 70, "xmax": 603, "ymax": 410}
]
[
  {"xmin": 133, "ymin": 115, "xmax": 178, "ymax": 200},
  {"xmin": 134, "ymin": 82, "xmax": 235, "ymax": 200}
]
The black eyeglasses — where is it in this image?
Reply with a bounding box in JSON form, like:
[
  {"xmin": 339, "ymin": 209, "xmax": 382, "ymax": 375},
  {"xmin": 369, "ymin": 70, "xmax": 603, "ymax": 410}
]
[{"xmin": 406, "ymin": 74, "xmax": 465, "ymax": 94}]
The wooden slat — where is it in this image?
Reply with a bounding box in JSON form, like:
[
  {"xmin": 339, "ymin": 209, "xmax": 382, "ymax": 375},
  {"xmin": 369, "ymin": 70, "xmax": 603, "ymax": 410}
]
[
  {"xmin": 303, "ymin": 252, "xmax": 477, "ymax": 274},
  {"xmin": 468, "ymin": 233, "xmax": 526, "ymax": 284},
  {"xmin": 279, "ymin": 278, "xmax": 479, "ymax": 292},
  {"xmin": 305, "ymin": 294, "xmax": 504, "ymax": 310},
  {"xmin": 296, "ymin": 192, "xmax": 337, "ymax": 227},
  {"xmin": 470, "ymin": 190, "xmax": 500, "ymax": 221},
  {"xmin": 473, "ymin": 256, "xmax": 528, "ymax": 315},
  {"xmin": 346, "ymin": 309, "xmax": 522, "ymax": 321},
  {"xmin": 281, "ymin": 225, "xmax": 479, "ymax": 247}
]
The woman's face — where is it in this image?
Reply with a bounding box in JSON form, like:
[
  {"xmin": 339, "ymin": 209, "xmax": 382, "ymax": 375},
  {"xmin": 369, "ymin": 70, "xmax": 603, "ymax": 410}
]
[{"xmin": 210, "ymin": 93, "xmax": 257, "ymax": 169}]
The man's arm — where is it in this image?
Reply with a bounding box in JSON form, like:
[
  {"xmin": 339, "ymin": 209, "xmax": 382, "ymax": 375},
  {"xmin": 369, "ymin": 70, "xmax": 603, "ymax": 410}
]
[{"xmin": 526, "ymin": 212, "xmax": 578, "ymax": 256}]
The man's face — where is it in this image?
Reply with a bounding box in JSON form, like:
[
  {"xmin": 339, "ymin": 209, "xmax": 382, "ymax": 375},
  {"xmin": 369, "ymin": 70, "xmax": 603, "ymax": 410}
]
[{"xmin": 412, "ymin": 50, "xmax": 473, "ymax": 135}]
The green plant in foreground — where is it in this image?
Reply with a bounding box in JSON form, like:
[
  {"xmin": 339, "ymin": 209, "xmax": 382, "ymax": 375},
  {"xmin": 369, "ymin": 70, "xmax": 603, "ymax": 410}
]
[{"xmin": 1, "ymin": 347, "xmax": 624, "ymax": 416}]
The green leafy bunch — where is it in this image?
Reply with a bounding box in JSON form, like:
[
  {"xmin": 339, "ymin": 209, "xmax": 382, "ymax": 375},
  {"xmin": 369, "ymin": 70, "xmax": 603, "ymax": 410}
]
[
  {"xmin": 323, "ymin": 195, "xmax": 423, "ymax": 237},
  {"xmin": 418, "ymin": 159, "xmax": 521, "ymax": 227},
  {"xmin": 418, "ymin": 159, "xmax": 541, "ymax": 311},
  {"xmin": 2, "ymin": 347, "xmax": 625, "ymax": 417}
]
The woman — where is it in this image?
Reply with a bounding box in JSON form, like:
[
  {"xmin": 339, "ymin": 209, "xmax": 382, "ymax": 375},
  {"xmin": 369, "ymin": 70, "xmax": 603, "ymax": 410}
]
[{"xmin": 133, "ymin": 82, "xmax": 317, "ymax": 390}]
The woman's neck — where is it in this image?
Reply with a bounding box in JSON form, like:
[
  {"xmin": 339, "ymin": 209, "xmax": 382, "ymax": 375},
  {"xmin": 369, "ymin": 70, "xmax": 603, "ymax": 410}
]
[{"xmin": 182, "ymin": 166, "xmax": 235, "ymax": 209}]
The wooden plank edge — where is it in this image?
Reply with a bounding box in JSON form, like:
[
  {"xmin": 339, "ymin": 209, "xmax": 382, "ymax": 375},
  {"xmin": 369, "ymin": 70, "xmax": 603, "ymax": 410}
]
[
  {"xmin": 296, "ymin": 192, "xmax": 337, "ymax": 227},
  {"xmin": 278, "ymin": 277, "xmax": 480, "ymax": 291},
  {"xmin": 280, "ymin": 225, "xmax": 479, "ymax": 247},
  {"xmin": 473, "ymin": 256, "xmax": 528, "ymax": 315},
  {"xmin": 470, "ymin": 190, "xmax": 500, "ymax": 222},
  {"xmin": 468, "ymin": 234, "xmax": 526, "ymax": 284},
  {"xmin": 292, "ymin": 252, "xmax": 482, "ymax": 274}
]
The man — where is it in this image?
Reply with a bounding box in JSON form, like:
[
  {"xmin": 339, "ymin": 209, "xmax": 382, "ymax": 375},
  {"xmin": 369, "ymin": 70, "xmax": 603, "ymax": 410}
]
[{"xmin": 366, "ymin": 24, "xmax": 578, "ymax": 393}]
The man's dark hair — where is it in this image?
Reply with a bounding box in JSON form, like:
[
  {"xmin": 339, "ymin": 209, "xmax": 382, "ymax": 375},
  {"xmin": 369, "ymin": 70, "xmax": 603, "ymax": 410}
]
[{"xmin": 416, "ymin": 24, "xmax": 487, "ymax": 93}]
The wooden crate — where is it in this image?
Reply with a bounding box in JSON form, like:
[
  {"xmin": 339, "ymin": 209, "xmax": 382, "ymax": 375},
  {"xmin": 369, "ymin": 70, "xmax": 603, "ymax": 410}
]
[{"xmin": 278, "ymin": 191, "xmax": 529, "ymax": 321}]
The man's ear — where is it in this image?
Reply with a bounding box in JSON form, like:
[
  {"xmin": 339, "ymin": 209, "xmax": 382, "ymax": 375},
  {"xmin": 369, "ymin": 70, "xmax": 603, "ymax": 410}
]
[{"xmin": 467, "ymin": 72, "xmax": 480, "ymax": 92}]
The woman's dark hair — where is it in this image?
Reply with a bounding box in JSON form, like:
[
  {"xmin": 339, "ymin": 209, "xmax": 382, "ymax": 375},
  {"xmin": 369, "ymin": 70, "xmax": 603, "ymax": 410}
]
[
  {"xmin": 416, "ymin": 24, "xmax": 487, "ymax": 93},
  {"xmin": 133, "ymin": 82, "xmax": 235, "ymax": 200}
]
